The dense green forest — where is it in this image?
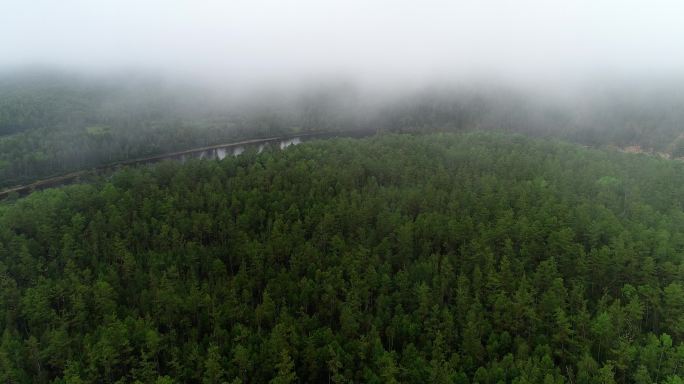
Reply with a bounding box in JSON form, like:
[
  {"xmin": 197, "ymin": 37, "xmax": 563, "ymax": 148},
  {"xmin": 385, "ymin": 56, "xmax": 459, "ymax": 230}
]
[
  {"xmin": 0, "ymin": 71, "xmax": 324, "ymax": 188},
  {"xmin": 1, "ymin": 133, "xmax": 683, "ymax": 383},
  {"xmin": 2, "ymin": 71, "xmax": 684, "ymax": 189}
]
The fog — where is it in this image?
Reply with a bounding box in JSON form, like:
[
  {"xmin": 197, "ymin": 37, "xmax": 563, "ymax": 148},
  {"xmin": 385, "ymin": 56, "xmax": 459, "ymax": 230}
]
[
  {"xmin": 3, "ymin": 0, "xmax": 684, "ymax": 91},
  {"xmin": 3, "ymin": 0, "xmax": 684, "ymax": 161},
  {"xmin": 3, "ymin": 0, "xmax": 684, "ymax": 195}
]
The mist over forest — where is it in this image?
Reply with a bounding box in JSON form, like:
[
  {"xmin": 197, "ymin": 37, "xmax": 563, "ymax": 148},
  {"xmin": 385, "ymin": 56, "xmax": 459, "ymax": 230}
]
[
  {"xmin": 2, "ymin": 1, "xmax": 684, "ymax": 383},
  {"xmin": 2, "ymin": 67, "xmax": 684, "ymax": 189}
]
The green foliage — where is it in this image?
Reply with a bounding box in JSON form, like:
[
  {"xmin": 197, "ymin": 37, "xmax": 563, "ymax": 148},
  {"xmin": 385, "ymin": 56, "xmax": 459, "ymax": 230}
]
[
  {"xmin": 0, "ymin": 71, "xmax": 360, "ymax": 188},
  {"xmin": 3, "ymin": 71, "xmax": 684, "ymax": 191},
  {"xmin": 1, "ymin": 133, "xmax": 684, "ymax": 382}
]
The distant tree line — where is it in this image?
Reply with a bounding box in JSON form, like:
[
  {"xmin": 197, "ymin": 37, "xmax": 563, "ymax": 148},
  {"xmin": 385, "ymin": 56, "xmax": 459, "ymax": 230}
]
[{"xmin": 1, "ymin": 71, "xmax": 683, "ymax": 189}]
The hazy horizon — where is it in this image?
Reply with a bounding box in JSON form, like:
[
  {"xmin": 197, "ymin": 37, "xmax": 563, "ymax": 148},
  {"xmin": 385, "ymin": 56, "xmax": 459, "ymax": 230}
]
[{"xmin": 3, "ymin": 0, "xmax": 684, "ymax": 92}]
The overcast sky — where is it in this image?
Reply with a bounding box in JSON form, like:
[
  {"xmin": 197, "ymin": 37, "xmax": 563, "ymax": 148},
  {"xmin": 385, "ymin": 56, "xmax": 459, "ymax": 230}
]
[{"xmin": 2, "ymin": 0, "xmax": 684, "ymax": 88}]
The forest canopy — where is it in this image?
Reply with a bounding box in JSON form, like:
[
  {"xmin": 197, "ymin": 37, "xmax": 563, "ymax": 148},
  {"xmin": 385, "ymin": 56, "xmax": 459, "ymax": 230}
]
[
  {"xmin": 2, "ymin": 70, "xmax": 684, "ymax": 189},
  {"xmin": 1, "ymin": 133, "xmax": 683, "ymax": 383}
]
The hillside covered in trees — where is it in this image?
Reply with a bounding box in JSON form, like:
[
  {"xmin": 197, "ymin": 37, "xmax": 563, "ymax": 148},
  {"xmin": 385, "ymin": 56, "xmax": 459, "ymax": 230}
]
[
  {"xmin": 2, "ymin": 70, "xmax": 684, "ymax": 189},
  {"xmin": 1, "ymin": 133, "xmax": 683, "ymax": 383}
]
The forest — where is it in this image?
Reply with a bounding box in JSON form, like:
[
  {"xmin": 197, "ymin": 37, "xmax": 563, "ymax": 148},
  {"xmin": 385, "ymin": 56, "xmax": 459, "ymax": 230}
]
[
  {"xmin": 1, "ymin": 132, "xmax": 683, "ymax": 383},
  {"xmin": 3, "ymin": 71, "xmax": 684, "ymax": 189}
]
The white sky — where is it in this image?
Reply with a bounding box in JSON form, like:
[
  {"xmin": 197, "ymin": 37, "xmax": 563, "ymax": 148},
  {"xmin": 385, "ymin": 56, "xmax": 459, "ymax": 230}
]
[{"xmin": 2, "ymin": 0, "xmax": 684, "ymax": 87}]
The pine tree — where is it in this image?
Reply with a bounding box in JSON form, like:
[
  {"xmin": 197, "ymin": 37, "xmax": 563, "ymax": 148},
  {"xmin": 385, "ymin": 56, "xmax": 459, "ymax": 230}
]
[
  {"xmin": 270, "ymin": 350, "xmax": 297, "ymax": 384},
  {"xmin": 203, "ymin": 344, "xmax": 225, "ymax": 384}
]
